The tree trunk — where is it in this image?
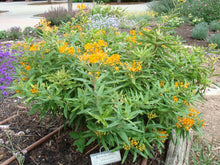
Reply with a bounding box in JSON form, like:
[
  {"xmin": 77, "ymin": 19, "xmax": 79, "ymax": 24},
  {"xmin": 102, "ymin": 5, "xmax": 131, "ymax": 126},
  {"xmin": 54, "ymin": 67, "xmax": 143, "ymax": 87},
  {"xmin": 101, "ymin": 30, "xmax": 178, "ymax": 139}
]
[
  {"xmin": 117, "ymin": 0, "xmax": 121, "ymax": 4},
  {"xmin": 68, "ymin": 0, "xmax": 72, "ymax": 12}
]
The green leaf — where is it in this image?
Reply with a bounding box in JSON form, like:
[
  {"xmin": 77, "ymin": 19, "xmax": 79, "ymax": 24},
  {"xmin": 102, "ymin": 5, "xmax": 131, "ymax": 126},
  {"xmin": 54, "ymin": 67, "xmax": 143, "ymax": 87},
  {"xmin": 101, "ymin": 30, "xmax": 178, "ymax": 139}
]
[
  {"xmin": 122, "ymin": 150, "xmax": 129, "ymax": 164},
  {"xmin": 73, "ymin": 138, "xmax": 85, "ymax": 153},
  {"xmin": 69, "ymin": 131, "xmax": 80, "ymax": 139}
]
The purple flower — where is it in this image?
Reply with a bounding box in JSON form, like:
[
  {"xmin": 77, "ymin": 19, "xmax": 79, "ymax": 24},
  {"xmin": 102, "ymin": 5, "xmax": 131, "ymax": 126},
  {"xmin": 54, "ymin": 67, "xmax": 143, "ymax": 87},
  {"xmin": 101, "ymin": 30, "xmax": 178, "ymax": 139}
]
[
  {"xmin": 0, "ymin": 86, "xmax": 7, "ymax": 90},
  {"xmin": 2, "ymin": 91, "xmax": 8, "ymax": 97}
]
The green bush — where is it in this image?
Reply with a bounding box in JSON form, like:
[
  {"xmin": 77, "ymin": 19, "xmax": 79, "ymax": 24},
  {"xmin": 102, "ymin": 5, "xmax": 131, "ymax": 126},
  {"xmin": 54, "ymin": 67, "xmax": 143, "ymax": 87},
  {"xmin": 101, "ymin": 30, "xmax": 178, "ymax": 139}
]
[
  {"xmin": 208, "ymin": 33, "xmax": 220, "ymax": 48},
  {"xmin": 182, "ymin": 0, "xmax": 220, "ymax": 23},
  {"xmin": 149, "ymin": 0, "xmax": 178, "ymax": 15},
  {"xmin": 91, "ymin": 3, "xmax": 125, "ymax": 17},
  {"xmin": 12, "ymin": 8, "xmax": 215, "ymax": 163},
  {"xmin": 192, "ymin": 22, "xmax": 209, "ymax": 40},
  {"xmin": 209, "ymin": 20, "xmax": 220, "ymax": 32}
]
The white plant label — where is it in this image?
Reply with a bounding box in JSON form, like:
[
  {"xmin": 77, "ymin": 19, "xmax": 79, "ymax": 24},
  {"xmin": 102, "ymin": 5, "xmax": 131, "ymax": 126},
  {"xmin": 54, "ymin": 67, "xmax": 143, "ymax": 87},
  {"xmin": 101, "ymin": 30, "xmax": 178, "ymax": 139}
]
[{"xmin": 90, "ymin": 150, "xmax": 121, "ymax": 165}]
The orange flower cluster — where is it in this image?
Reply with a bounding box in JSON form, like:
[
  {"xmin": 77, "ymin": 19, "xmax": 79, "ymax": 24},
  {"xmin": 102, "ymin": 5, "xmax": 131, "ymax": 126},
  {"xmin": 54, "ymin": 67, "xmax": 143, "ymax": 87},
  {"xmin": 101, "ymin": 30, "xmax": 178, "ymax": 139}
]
[
  {"xmin": 124, "ymin": 60, "xmax": 142, "ymax": 72},
  {"xmin": 25, "ymin": 65, "xmax": 31, "ymax": 71},
  {"xmin": 173, "ymin": 96, "xmax": 178, "ymax": 102},
  {"xmin": 122, "ymin": 137, "xmax": 145, "ymax": 151},
  {"xmin": 30, "ymin": 85, "xmax": 38, "ymax": 94},
  {"xmin": 126, "ymin": 36, "xmax": 137, "ymax": 44},
  {"xmin": 187, "ymin": 108, "xmax": 199, "ymax": 117},
  {"xmin": 29, "ymin": 44, "xmax": 40, "ymax": 52},
  {"xmin": 177, "ymin": 107, "xmax": 205, "ymax": 130},
  {"xmin": 174, "ymin": 82, "xmax": 189, "ymax": 88},
  {"xmin": 58, "ymin": 42, "xmax": 75, "ymax": 55},
  {"xmin": 176, "ymin": 116, "xmax": 195, "ymax": 131},
  {"xmin": 130, "ymin": 30, "xmax": 136, "ymax": 35},
  {"xmin": 81, "ymin": 41, "xmax": 121, "ymax": 66},
  {"xmin": 158, "ymin": 131, "xmax": 168, "ymax": 143}
]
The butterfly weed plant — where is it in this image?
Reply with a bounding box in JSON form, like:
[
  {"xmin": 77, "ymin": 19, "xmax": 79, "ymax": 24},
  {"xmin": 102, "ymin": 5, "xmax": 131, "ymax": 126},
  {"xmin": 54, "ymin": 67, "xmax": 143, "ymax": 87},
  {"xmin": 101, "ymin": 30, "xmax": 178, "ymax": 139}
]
[{"xmin": 12, "ymin": 4, "xmax": 217, "ymax": 163}]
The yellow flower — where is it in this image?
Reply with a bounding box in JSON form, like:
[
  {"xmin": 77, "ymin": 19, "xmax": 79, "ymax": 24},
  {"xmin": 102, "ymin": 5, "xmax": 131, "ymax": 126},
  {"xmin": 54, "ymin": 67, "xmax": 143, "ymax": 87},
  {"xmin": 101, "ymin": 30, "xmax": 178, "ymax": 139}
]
[
  {"xmin": 147, "ymin": 112, "xmax": 157, "ymax": 119},
  {"xmin": 115, "ymin": 67, "xmax": 119, "ymax": 71},
  {"xmin": 161, "ymin": 45, "xmax": 166, "ymax": 49}
]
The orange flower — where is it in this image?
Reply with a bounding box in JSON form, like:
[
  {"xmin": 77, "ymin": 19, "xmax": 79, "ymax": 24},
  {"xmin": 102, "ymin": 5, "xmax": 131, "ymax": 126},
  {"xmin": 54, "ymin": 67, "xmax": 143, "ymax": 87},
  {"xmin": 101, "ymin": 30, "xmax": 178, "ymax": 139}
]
[
  {"xmin": 25, "ymin": 66, "xmax": 31, "ymax": 70},
  {"xmin": 130, "ymin": 30, "xmax": 136, "ymax": 35},
  {"xmin": 160, "ymin": 80, "xmax": 165, "ymax": 87},
  {"xmin": 174, "ymin": 82, "xmax": 179, "ymax": 87},
  {"xmin": 173, "ymin": 96, "xmax": 178, "ymax": 102},
  {"xmin": 143, "ymin": 28, "xmax": 151, "ymax": 32},
  {"xmin": 67, "ymin": 47, "xmax": 75, "ymax": 55},
  {"xmin": 21, "ymin": 61, "xmax": 25, "ymax": 66}
]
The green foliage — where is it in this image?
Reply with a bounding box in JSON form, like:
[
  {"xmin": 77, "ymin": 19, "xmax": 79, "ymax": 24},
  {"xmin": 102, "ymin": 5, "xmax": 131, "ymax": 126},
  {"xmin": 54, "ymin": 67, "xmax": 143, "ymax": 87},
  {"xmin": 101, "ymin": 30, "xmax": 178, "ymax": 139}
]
[
  {"xmin": 192, "ymin": 22, "xmax": 209, "ymax": 40},
  {"xmin": 208, "ymin": 33, "xmax": 220, "ymax": 49},
  {"xmin": 0, "ymin": 30, "xmax": 9, "ymax": 39},
  {"xmin": 12, "ymin": 7, "xmax": 216, "ymax": 163},
  {"xmin": 209, "ymin": 20, "xmax": 220, "ymax": 32},
  {"xmin": 167, "ymin": 17, "xmax": 184, "ymax": 27},
  {"xmin": 182, "ymin": 0, "xmax": 220, "ymax": 23}
]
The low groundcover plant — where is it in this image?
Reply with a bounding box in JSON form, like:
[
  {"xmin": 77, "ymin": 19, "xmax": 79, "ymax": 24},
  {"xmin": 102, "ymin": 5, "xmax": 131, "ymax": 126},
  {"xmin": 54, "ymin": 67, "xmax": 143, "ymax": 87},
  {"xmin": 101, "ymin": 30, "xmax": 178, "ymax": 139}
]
[{"xmin": 12, "ymin": 7, "xmax": 216, "ymax": 163}]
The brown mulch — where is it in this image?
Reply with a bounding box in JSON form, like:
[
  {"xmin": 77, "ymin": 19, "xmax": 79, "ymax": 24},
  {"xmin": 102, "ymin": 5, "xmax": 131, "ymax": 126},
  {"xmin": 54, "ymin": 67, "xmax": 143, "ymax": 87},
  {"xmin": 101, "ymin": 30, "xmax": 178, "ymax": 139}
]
[
  {"xmin": 175, "ymin": 23, "xmax": 218, "ymax": 47},
  {"xmin": 0, "ymin": 96, "xmax": 166, "ymax": 165}
]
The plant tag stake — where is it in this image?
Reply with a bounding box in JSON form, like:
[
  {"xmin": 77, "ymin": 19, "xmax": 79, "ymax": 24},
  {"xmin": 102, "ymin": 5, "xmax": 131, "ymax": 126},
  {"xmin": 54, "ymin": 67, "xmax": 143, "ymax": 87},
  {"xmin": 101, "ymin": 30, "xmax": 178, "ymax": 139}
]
[{"xmin": 90, "ymin": 147, "xmax": 121, "ymax": 165}]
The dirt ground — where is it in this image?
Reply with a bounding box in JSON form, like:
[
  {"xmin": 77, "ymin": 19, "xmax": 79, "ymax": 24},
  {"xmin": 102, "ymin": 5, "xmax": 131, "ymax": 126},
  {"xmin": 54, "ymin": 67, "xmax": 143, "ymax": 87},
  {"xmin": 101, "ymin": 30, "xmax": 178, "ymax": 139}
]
[{"xmin": 0, "ymin": 23, "xmax": 220, "ymax": 164}]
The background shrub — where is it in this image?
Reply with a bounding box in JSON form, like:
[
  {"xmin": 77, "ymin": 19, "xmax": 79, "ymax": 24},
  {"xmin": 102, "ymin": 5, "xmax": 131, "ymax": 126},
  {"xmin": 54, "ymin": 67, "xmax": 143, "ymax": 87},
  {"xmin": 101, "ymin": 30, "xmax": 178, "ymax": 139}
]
[
  {"xmin": 149, "ymin": 0, "xmax": 178, "ymax": 15},
  {"xmin": 0, "ymin": 30, "xmax": 9, "ymax": 39},
  {"xmin": 192, "ymin": 22, "xmax": 208, "ymax": 40},
  {"xmin": 91, "ymin": 3, "xmax": 125, "ymax": 17},
  {"xmin": 208, "ymin": 33, "xmax": 220, "ymax": 48},
  {"xmin": 23, "ymin": 26, "xmax": 37, "ymax": 37},
  {"xmin": 182, "ymin": 0, "xmax": 220, "ymax": 23},
  {"xmin": 7, "ymin": 27, "xmax": 22, "ymax": 40},
  {"xmin": 44, "ymin": 7, "xmax": 77, "ymax": 26},
  {"xmin": 209, "ymin": 20, "xmax": 220, "ymax": 32}
]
